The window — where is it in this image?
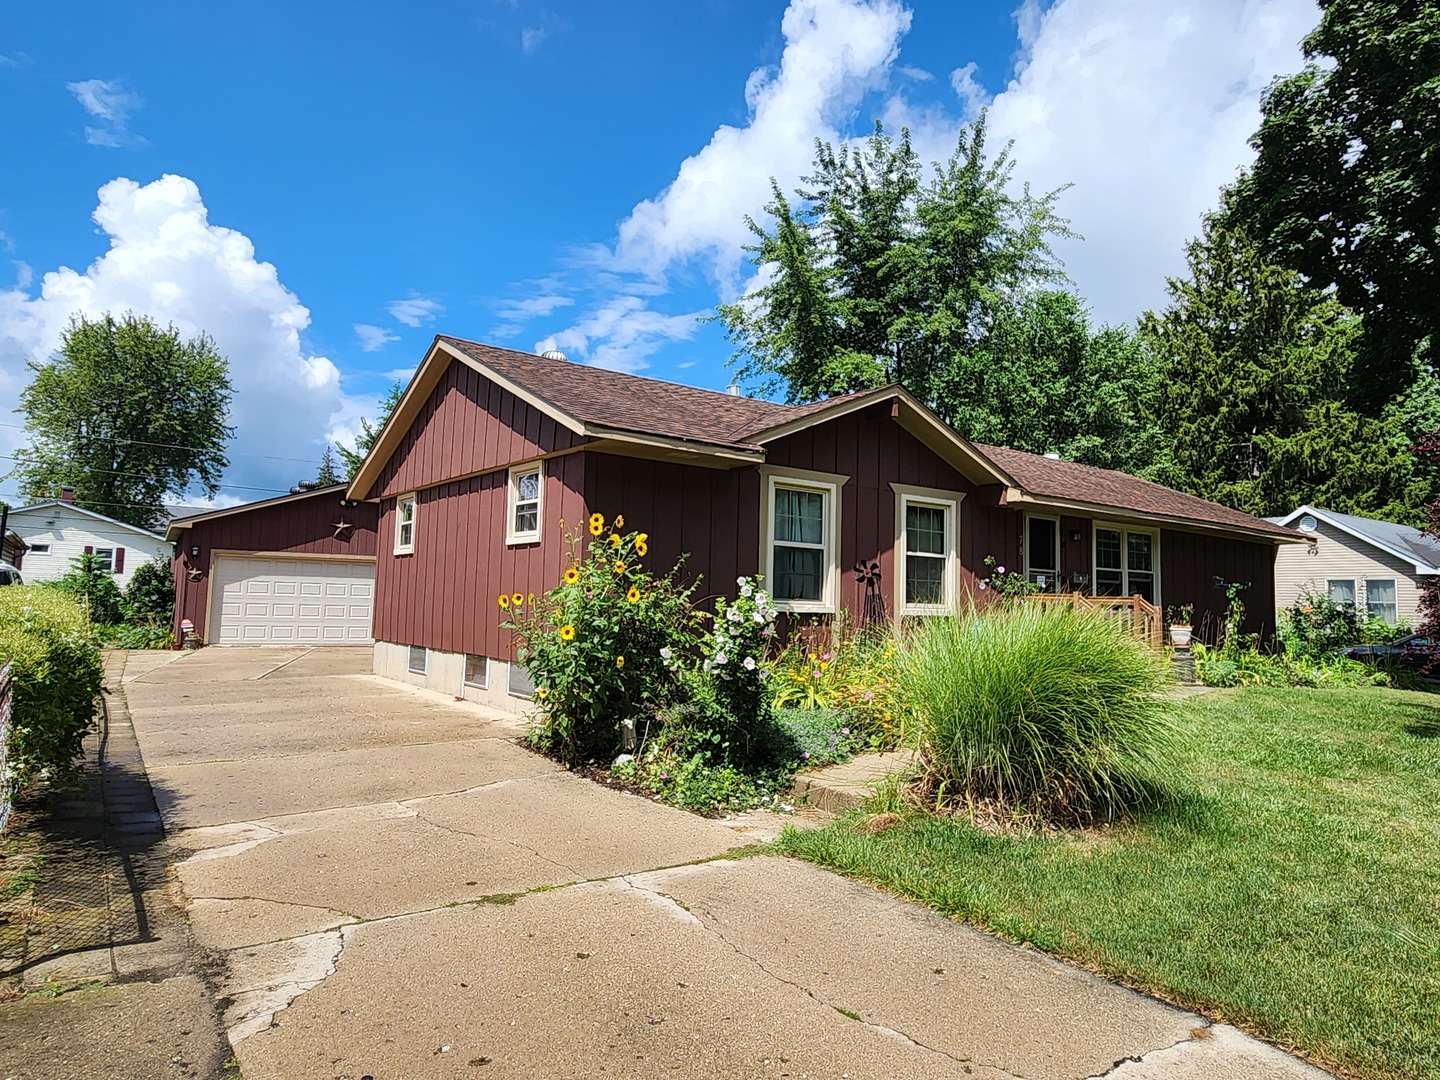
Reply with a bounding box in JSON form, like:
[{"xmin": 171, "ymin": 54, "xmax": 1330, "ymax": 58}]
[
  {"xmin": 893, "ymin": 485, "xmax": 961, "ymax": 614},
  {"xmin": 1025, "ymin": 516, "xmax": 1060, "ymax": 593},
  {"xmin": 508, "ymin": 662, "xmax": 535, "ymax": 699},
  {"xmin": 28, "ymin": 543, "xmax": 50, "ymax": 554},
  {"xmin": 464, "ymin": 654, "xmax": 489, "ymax": 689},
  {"xmin": 92, "ymin": 547, "xmax": 115, "ymax": 573},
  {"xmin": 1365, "ymin": 579, "xmax": 1397, "ymax": 624},
  {"xmin": 407, "ymin": 645, "xmax": 428, "ymax": 675},
  {"xmin": 394, "ymin": 494, "xmax": 417, "ymax": 554},
  {"xmin": 507, "ymin": 464, "xmax": 542, "ymax": 544},
  {"xmin": 763, "ymin": 471, "xmax": 844, "ymax": 612},
  {"xmin": 1093, "ymin": 525, "xmax": 1158, "ymax": 604},
  {"xmin": 1327, "ymin": 579, "xmax": 1357, "ymax": 606}
]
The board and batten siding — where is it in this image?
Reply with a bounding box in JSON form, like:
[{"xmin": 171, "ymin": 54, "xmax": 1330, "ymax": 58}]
[
  {"xmin": 375, "ymin": 358, "xmax": 586, "ymax": 500},
  {"xmin": 9, "ymin": 505, "xmax": 168, "ymax": 589},
  {"xmin": 172, "ymin": 489, "xmax": 378, "ymax": 645},
  {"xmin": 373, "ymin": 451, "xmax": 586, "ymax": 660},
  {"xmin": 1161, "ymin": 528, "xmax": 1278, "ymax": 641},
  {"xmin": 1273, "ymin": 520, "xmax": 1428, "ymax": 626}
]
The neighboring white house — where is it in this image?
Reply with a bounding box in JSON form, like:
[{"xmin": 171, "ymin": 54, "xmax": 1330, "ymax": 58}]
[
  {"xmin": 8, "ymin": 494, "xmax": 170, "ymax": 590},
  {"xmin": 1268, "ymin": 505, "xmax": 1440, "ymax": 627}
]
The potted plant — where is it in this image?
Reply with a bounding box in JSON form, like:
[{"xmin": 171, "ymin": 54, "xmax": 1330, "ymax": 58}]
[{"xmin": 1166, "ymin": 604, "xmax": 1194, "ymax": 648}]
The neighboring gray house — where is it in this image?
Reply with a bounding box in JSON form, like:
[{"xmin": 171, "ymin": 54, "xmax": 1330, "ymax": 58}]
[
  {"xmin": 1268, "ymin": 506, "xmax": 1440, "ymax": 627},
  {"xmin": 8, "ymin": 490, "xmax": 170, "ymax": 589}
]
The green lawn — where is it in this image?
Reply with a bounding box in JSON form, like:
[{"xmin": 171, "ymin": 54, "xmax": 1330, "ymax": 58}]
[{"xmin": 776, "ymin": 687, "xmax": 1440, "ymax": 1080}]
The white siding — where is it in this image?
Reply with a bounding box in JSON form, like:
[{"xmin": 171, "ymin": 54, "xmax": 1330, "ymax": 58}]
[
  {"xmin": 1273, "ymin": 520, "xmax": 1430, "ymax": 626},
  {"xmin": 8, "ymin": 505, "xmax": 170, "ymax": 590}
]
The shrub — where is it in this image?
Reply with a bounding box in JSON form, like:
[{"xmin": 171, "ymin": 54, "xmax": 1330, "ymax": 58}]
[
  {"xmin": 612, "ymin": 719, "xmax": 790, "ymax": 816},
  {"xmin": 124, "ymin": 556, "xmax": 174, "ymax": 625},
  {"xmin": 768, "ymin": 707, "xmax": 866, "ymax": 767},
  {"xmin": 695, "ymin": 576, "xmax": 780, "ymax": 764},
  {"xmin": 107, "ymin": 623, "xmax": 176, "ymax": 650},
  {"xmin": 896, "ymin": 604, "xmax": 1176, "ymax": 825},
  {"xmin": 0, "ymin": 586, "xmax": 104, "ymax": 790},
  {"xmin": 1194, "ymin": 642, "xmax": 1387, "ymax": 688},
  {"xmin": 49, "ymin": 553, "xmax": 126, "ymax": 625},
  {"xmin": 769, "ymin": 615, "xmax": 901, "ymax": 747},
  {"xmin": 508, "ymin": 515, "xmax": 702, "ymax": 765},
  {"xmin": 1277, "ymin": 588, "xmax": 1367, "ymax": 659}
]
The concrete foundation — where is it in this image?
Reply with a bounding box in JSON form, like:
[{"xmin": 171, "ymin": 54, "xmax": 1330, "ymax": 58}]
[{"xmin": 372, "ymin": 640, "xmax": 533, "ymax": 715}]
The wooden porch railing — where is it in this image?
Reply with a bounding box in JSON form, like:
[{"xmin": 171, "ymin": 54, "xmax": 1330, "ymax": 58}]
[{"xmin": 1024, "ymin": 592, "xmax": 1165, "ymax": 651}]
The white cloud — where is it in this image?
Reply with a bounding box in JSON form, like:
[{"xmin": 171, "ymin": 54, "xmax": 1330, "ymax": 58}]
[
  {"xmin": 354, "ymin": 322, "xmax": 400, "ymax": 352},
  {"xmin": 898, "ymin": 65, "xmax": 934, "ymax": 82},
  {"xmin": 948, "ymin": 62, "xmax": 987, "ymax": 118},
  {"xmin": 67, "ymin": 78, "xmax": 148, "ymax": 149},
  {"xmin": 498, "ymin": 293, "xmax": 574, "ymax": 320},
  {"xmin": 521, "ymin": 26, "xmax": 549, "ymax": 53},
  {"xmin": 535, "ymin": 296, "xmax": 704, "ymax": 374},
  {"xmin": 0, "ymin": 174, "xmax": 357, "ymax": 498},
  {"xmin": 386, "ymin": 296, "xmax": 443, "ymax": 327}
]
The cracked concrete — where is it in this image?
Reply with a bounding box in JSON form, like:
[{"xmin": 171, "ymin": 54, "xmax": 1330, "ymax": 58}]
[{"xmin": 124, "ymin": 646, "xmax": 1334, "ymax": 1079}]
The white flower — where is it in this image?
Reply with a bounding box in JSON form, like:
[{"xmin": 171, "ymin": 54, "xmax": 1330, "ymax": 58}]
[
  {"xmin": 726, "ymin": 607, "xmax": 742, "ymax": 622},
  {"xmin": 740, "ymin": 582, "xmax": 753, "ymax": 597},
  {"xmin": 752, "ymin": 610, "xmax": 765, "ymax": 623},
  {"xmin": 659, "ymin": 647, "xmax": 672, "ymax": 660},
  {"xmin": 758, "ymin": 669, "xmax": 770, "ymax": 681},
  {"xmin": 737, "ymin": 576, "xmax": 747, "ymax": 587},
  {"xmin": 756, "ymin": 591, "xmax": 767, "ymax": 604},
  {"xmin": 715, "ymin": 651, "xmax": 728, "ymax": 665},
  {"xmin": 743, "ymin": 656, "xmax": 756, "ymax": 671}
]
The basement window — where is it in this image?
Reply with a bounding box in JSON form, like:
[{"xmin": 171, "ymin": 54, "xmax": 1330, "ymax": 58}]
[
  {"xmin": 407, "ymin": 645, "xmax": 428, "ymax": 675},
  {"xmin": 508, "ymin": 662, "xmax": 534, "ymax": 700},
  {"xmin": 464, "ymin": 654, "xmax": 488, "ymax": 689}
]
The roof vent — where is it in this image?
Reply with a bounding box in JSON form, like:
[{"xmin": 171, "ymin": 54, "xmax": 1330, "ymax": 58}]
[
  {"xmin": 541, "ymin": 349, "xmax": 569, "ymax": 362},
  {"xmin": 724, "ymin": 384, "xmax": 742, "ymax": 397},
  {"xmin": 1298, "ymin": 514, "xmax": 1318, "ymax": 533},
  {"xmin": 1043, "ymin": 452, "xmax": 1061, "ymax": 460}
]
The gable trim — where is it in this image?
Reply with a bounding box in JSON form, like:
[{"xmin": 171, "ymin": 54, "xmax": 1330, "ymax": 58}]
[
  {"xmin": 1274, "ymin": 504, "xmax": 1440, "ymax": 574},
  {"xmin": 11, "ymin": 501, "xmax": 168, "ymax": 543},
  {"xmin": 164, "ymin": 484, "xmax": 354, "ymax": 541}
]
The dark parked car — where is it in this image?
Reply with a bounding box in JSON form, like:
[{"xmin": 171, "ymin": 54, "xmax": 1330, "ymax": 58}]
[
  {"xmin": 0, "ymin": 561, "xmax": 22, "ymax": 585},
  {"xmin": 1346, "ymin": 633, "xmax": 1437, "ymax": 671}
]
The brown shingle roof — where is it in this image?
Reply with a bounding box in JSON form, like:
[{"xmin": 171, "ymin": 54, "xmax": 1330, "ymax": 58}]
[{"xmin": 977, "ymin": 444, "xmax": 1299, "ymax": 540}]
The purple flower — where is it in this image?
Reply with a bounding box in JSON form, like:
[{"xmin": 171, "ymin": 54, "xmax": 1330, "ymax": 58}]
[
  {"xmin": 841, "ymin": 727, "xmax": 850, "ymax": 735},
  {"xmin": 862, "ymin": 692, "xmax": 873, "ymax": 702},
  {"xmin": 802, "ymin": 752, "xmax": 810, "ymax": 760},
  {"xmin": 812, "ymin": 670, "xmax": 823, "ymax": 680},
  {"xmin": 996, "ymin": 566, "xmax": 1005, "ymax": 575},
  {"xmin": 978, "ymin": 580, "xmax": 988, "ymax": 591},
  {"xmin": 821, "ymin": 651, "xmax": 832, "ymax": 662}
]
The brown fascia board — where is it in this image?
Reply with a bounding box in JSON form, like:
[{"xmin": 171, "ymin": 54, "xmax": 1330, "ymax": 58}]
[{"xmin": 1003, "ymin": 492, "xmax": 1307, "ymax": 545}]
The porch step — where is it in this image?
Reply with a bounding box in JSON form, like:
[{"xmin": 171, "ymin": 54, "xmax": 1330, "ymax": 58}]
[{"xmin": 790, "ymin": 751, "xmax": 916, "ymax": 813}]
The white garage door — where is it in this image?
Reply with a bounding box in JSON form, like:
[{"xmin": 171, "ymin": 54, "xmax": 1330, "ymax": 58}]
[{"xmin": 212, "ymin": 556, "xmax": 375, "ymax": 646}]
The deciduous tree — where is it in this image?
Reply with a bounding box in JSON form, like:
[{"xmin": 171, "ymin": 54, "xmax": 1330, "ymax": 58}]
[{"xmin": 337, "ymin": 382, "xmax": 403, "ymax": 480}]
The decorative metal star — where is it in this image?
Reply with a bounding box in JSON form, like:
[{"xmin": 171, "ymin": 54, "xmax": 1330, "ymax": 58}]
[
  {"xmin": 186, "ymin": 566, "xmax": 205, "ymax": 581},
  {"xmin": 331, "ymin": 518, "xmax": 354, "ymax": 540}
]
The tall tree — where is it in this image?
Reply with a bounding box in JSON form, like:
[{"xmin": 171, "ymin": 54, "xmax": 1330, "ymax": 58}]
[
  {"xmin": 717, "ymin": 116, "xmax": 1073, "ymax": 410},
  {"xmin": 1228, "ymin": 0, "xmax": 1440, "ymax": 407},
  {"xmin": 316, "ymin": 445, "xmax": 341, "ymax": 486},
  {"xmin": 337, "ymin": 382, "xmax": 403, "ymax": 480},
  {"xmin": 10, "ymin": 312, "xmax": 233, "ymax": 530},
  {"xmin": 1142, "ymin": 216, "xmax": 1432, "ymax": 522}
]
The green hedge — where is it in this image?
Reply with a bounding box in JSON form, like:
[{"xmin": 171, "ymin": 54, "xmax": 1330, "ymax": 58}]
[{"xmin": 0, "ymin": 586, "xmax": 104, "ymax": 790}]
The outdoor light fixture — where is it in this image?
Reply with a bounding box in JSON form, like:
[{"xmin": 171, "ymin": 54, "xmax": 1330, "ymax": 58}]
[{"xmin": 189, "ymin": 544, "xmax": 201, "ymax": 559}]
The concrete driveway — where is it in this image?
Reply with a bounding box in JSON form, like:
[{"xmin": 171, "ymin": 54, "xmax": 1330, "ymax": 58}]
[{"xmin": 123, "ymin": 647, "xmax": 1330, "ymax": 1080}]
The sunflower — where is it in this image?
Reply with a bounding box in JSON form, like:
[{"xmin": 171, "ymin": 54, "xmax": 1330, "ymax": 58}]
[
  {"xmin": 635, "ymin": 541, "xmax": 648, "ymax": 557},
  {"xmin": 536, "ymin": 687, "xmax": 549, "ymax": 699},
  {"xmin": 615, "ymin": 655, "xmax": 625, "ymax": 668},
  {"xmin": 559, "ymin": 624, "xmax": 576, "ymax": 641},
  {"xmin": 588, "ymin": 513, "xmax": 605, "ymax": 536},
  {"xmin": 511, "ymin": 592, "xmax": 525, "ymax": 607},
  {"xmin": 626, "ymin": 586, "xmax": 641, "ymax": 603},
  {"xmin": 613, "ymin": 561, "xmax": 626, "ymax": 575},
  {"xmin": 614, "ymin": 514, "xmax": 625, "ymax": 528},
  {"xmin": 564, "ymin": 566, "xmax": 580, "ymax": 585},
  {"xmin": 609, "ymin": 534, "xmax": 621, "ymax": 548},
  {"xmin": 637, "ymin": 532, "xmax": 648, "ymax": 545},
  {"xmin": 497, "ymin": 594, "xmax": 510, "ymax": 609}
]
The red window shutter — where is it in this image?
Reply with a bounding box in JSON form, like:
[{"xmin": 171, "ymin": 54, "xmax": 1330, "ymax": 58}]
[
  {"xmin": 114, "ymin": 547, "xmax": 126, "ymax": 574},
  {"xmin": 84, "ymin": 545, "xmax": 94, "ymax": 555}
]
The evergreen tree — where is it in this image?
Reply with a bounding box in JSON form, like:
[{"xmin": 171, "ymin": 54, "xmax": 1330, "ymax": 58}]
[
  {"xmin": 316, "ymin": 445, "xmax": 341, "ymax": 486},
  {"xmin": 337, "ymin": 382, "xmax": 403, "ymax": 480},
  {"xmin": 1142, "ymin": 216, "xmax": 1432, "ymax": 522}
]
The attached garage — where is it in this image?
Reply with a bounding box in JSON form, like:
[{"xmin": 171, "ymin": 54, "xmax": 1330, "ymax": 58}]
[
  {"xmin": 211, "ymin": 555, "xmax": 375, "ymax": 645},
  {"xmin": 168, "ymin": 484, "xmax": 380, "ymax": 648}
]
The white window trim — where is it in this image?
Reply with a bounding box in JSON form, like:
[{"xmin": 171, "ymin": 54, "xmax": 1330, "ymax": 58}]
[
  {"xmin": 1363, "ymin": 578, "xmax": 1397, "ymax": 622},
  {"xmin": 1023, "ymin": 514, "xmax": 1061, "ymax": 593},
  {"xmin": 506, "ymin": 462, "xmax": 543, "ymax": 546},
  {"xmin": 891, "ymin": 483, "xmax": 964, "ymax": 616},
  {"xmin": 1092, "ymin": 522, "xmax": 1161, "ymax": 606},
  {"xmin": 394, "ymin": 493, "xmax": 417, "ymax": 555},
  {"xmin": 760, "ymin": 466, "xmax": 848, "ymax": 615},
  {"xmin": 463, "ymin": 654, "xmax": 489, "ymax": 689},
  {"xmin": 407, "ymin": 644, "xmax": 428, "ymax": 675},
  {"xmin": 93, "ymin": 546, "xmax": 115, "ymax": 573},
  {"xmin": 1327, "ymin": 578, "xmax": 1357, "ymax": 605},
  {"xmin": 28, "ymin": 543, "xmax": 50, "ymax": 554}
]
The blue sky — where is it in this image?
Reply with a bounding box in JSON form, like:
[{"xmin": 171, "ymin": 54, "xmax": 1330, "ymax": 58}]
[{"xmin": 0, "ymin": 0, "xmax": 1319, "ymax": 503}]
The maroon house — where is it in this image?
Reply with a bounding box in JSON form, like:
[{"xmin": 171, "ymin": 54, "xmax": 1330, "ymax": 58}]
[
  {"xmin": 346, "ymin": 337, "xmax": 1299, "ymax": 709},
  {"xmin": 167, "ymin": 485, "xmax": 379, "ymax": 646}
]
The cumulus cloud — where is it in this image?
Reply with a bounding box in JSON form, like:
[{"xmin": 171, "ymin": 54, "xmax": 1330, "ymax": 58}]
[
  {"xmin": 67, "ymin": 78, "xmax": 148, "ymax": 149},
  {"xmin": 386, "ymin": 296, "xmax": 444, "ymax": 327},
  {"xmin": 354, "ymin": 322, "xmax": 400, "ymax": 352},
  {"xmin": 535, "ymin": 296, "xmax": 705, "ymax": 374},
  {"xmin": 0, "ymin": 175, "xmax": 353, "ymax": 497}
]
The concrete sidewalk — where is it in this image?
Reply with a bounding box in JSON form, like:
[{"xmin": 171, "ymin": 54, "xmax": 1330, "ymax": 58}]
[{"xmin": 116, "ymin": 646, "xmax": 1330, "ymax": 1080}]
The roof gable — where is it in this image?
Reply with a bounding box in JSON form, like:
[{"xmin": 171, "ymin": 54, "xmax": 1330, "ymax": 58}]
[
  {"xmin": 1273, "ymin": 505, "xmax": 1440, "ymax": 573},
  {"xmin": 9, "ymin": 501, "xmax": 168, "ymax": 542}
]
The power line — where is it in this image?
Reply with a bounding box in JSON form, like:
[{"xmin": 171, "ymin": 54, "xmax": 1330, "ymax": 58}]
[
  {"xmin": 0, "ymin": 454, "xmax": 292, "ymax": 494},
  {"xmin": 0, "ymin": 420, "xmax": 331, "ymax": 465}
]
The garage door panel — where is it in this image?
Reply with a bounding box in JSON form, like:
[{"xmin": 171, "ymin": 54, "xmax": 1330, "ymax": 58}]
[{"xmin": 212, "ymin": 556, "xmax": 374, "ymax": 646}]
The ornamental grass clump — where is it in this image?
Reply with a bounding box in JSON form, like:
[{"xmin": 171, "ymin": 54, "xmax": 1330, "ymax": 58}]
[
  {"xmin": 506, "ymin": 515, "xmax": 701, "ymax": 765},
  {"xmin": 898, "ymin": 603, "xmax": 1177, "ymax": 826}
]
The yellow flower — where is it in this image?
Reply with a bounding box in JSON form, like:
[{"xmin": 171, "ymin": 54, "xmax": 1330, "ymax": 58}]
[
  {"xmin": 613, "ymin": 561, "xmax": 626, "ymax": 574},
  {"xmin": 615, "ymin": 655, "xmax": 625, "ymax": 668},
  {"xmin": 498, "ymin": 594, "xmax": 510, "ymax": 609},
  {"xmin": 559, "ymin": 624, "xmax": 576, "ymax": 641},
  {"xmin": 564, "ymin": 567, "xmax": 580, "ymax": 585},
  {"xmin": 614, "ymin": 514, "xmax": 625, "ymax": 528},
  {"xmin": 637, "ymin": 532, "xmax": 648, "ymax": 545},
  {"xmin": 609, "ymin": 533, "xmax": 621, "ymax": 548},
  {"xmin": 528, "ymin": 593, "xmax": 535, "ymax": 606},
  {"xmin": 511, "ymin": 592, "xmax": 525, "ymax": 607},
  {"xmin": 536, "ymin": 687, "xmax": 549, "ymax": 699},
  {"xmin": 635, "ymin": 541, "xmax": 648, "ymax": 557},
  {"xmin": 626, "ymin": 586, "xmax": 641, "ymax": 603},
  {"xmin": 588, "ymin": 512, "xmax": 605, "ymax": 536}
]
